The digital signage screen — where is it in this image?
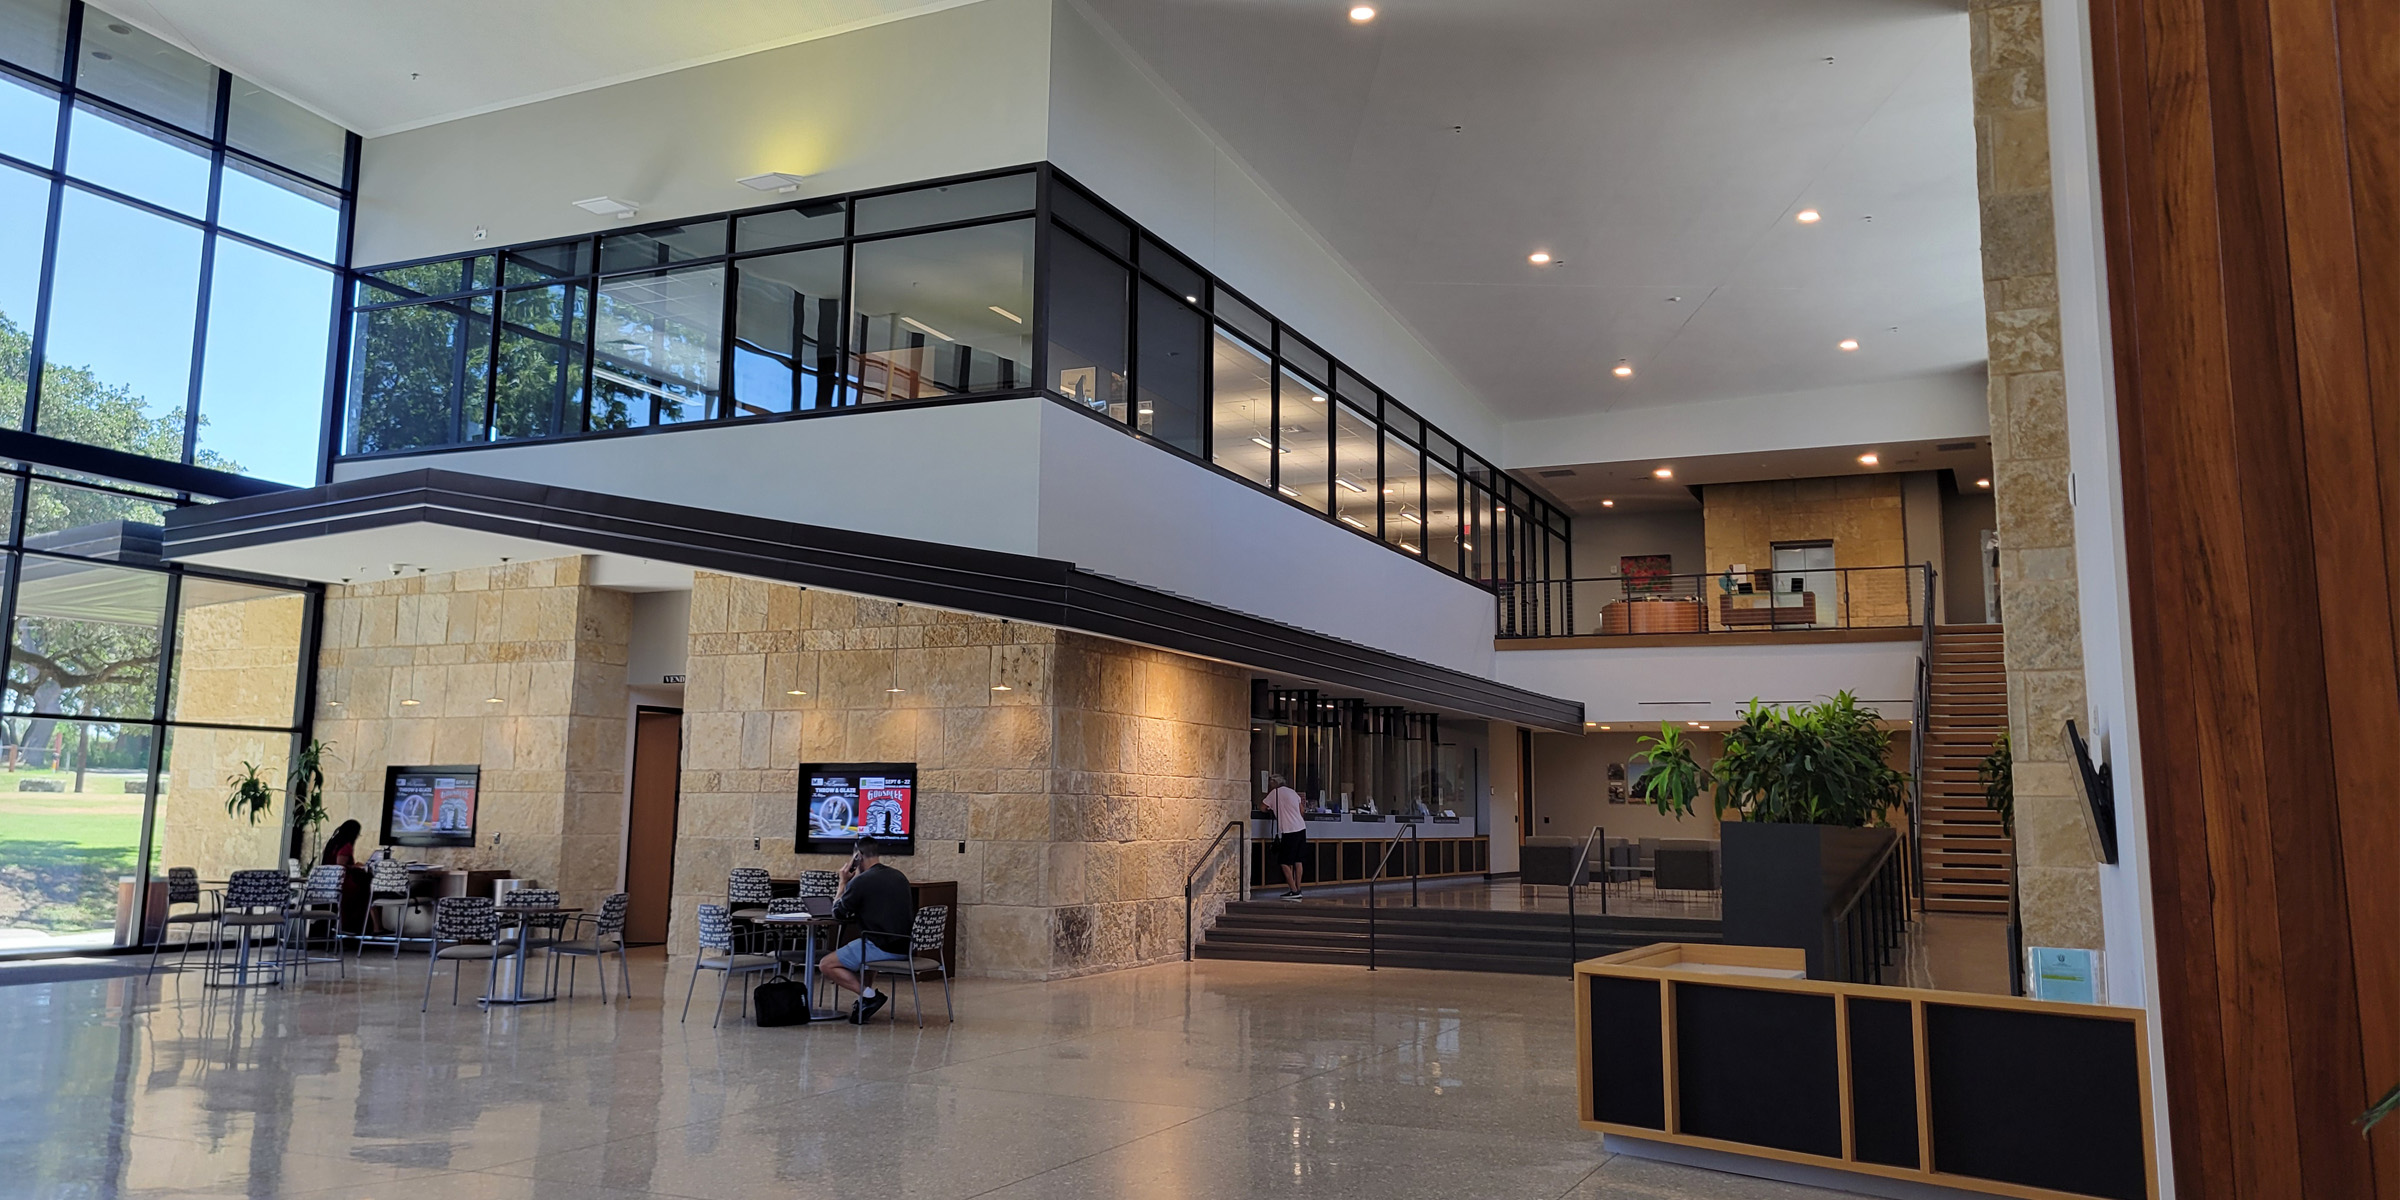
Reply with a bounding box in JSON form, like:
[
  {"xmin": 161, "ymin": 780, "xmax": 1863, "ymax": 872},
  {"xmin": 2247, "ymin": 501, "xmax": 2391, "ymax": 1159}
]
[
  {"xmin": 797, "ymin": 762, "xmax": 915, "ymax": 855},
  {"xmin": 380, "ymin": 765, "xmax": 480, "ymax": 848}
]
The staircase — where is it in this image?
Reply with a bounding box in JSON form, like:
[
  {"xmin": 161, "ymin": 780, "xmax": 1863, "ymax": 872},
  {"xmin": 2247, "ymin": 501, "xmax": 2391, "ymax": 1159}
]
[
  {"xmin": 1193, "ymin": 900, "xmax": 1721, "ymax": 975},
  {"xmin": 1917, "ymin": 624, "xmax": 2013, "ymax": 914}
]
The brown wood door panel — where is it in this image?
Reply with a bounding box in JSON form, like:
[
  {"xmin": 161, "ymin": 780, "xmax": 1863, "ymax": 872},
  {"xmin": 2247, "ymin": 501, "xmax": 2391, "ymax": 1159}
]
[{"xmin": 623, "ymin": 709, "xmax": 682, "ymax": 946}]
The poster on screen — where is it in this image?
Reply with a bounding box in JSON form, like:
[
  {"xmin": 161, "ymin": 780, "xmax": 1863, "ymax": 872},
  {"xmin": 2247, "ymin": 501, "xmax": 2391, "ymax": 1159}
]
[{"xmin": 797, "ymin": 761, "xmax": 916, "ymax": 854}]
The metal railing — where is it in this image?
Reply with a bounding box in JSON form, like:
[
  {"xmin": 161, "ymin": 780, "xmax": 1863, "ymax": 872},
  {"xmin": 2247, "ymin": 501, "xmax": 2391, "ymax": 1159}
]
[
  {"xmin": 1183, "ymin": 820, "xmax": 1247, "ymax": 961},
  {"xmin": 1496, "ymin": 564, "xmax": 1932, "ymax": 641},
  {"xmin": 1363, "ymin": 822, "xmax": 1421, "ymax": 971},
  {"xmin": 1908, "ymin": 562, "xmax": 1937, "ymax": 903},
  {"xmin": 1567, "ymin": 825, "xmax": 1607, "ymax": 962},
  {"xmin": 1825, "ymin": 833, "xmax": 1911, "ymax": 984}
]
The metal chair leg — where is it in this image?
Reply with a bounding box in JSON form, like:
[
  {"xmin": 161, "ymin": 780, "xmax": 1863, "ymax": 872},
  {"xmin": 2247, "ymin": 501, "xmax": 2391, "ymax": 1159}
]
[
  {"xmin": 942, "ymin": 967, "xmax": 953, "ymax": 1021},
  {"xmin": 681, "ymin": 963, "xmax": 702, "ymax": 1022},
  {"xmin": 618, "ymin": 946, "xmax": 633, "ymax": 1000},
  {"xmin": 422, "ymin": 944, "xmax": 439, "ymax": 1012},
  {"xmin": 908, "ymin": 971, "xmax": 922, "ymax": 1028},
  {"xmin": 713, "ymin": 968, "xmax": 732, "ymax": 1028}
]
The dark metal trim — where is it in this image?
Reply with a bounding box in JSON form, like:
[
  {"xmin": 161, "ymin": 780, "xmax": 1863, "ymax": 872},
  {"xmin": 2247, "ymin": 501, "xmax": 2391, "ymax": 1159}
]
[
  {"xmin": 0, "ymin": 428, "xmax": 293, "ymax": 498},
  {"xmin": 162, "ymin": 469, "xmax": 1583, "ymax": 731}
]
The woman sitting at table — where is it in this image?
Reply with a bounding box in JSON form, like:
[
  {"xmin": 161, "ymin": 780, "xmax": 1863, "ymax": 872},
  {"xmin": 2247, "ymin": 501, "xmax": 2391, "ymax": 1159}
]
[{"xmin": 320, "ymin": 819, "xmax": 373, "ymax": 933}]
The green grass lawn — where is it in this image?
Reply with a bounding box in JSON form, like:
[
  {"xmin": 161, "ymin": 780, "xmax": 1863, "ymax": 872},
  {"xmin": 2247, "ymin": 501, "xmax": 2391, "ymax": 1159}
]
[{"xmin": 0, "ymin": 791, "xmax": 148, "ymax": 935}]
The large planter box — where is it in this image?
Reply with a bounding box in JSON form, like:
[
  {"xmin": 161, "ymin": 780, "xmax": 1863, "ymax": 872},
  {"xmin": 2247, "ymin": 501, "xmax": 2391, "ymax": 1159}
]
[{"xmin": 1720, "ymin": 821, "xmax": 1898, "ymax": 979}]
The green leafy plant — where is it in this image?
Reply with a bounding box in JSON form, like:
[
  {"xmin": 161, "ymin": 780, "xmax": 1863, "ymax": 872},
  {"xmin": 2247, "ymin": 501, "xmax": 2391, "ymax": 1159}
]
[
  {"xmin": 1707, "ymin": 692, "xmax": 1907, "ymax": 827},
  {"xmin": 1979, "ymin": 732, "xmax": 2014, "ymax": 836},
  {"xmin": 287, "ymin": 739, "xmax": 333, "ymax": 836},
  {"xmin": 1632, "ymin": 722, "xmax": 1711, "ymax": 817},
  {"xmin": 224, "ymin": 761, "xmax": 276, "ymax": 826}
]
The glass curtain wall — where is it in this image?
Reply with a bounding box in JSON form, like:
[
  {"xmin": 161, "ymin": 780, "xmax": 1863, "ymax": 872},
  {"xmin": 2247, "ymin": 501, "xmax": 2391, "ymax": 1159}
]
[
  {"xmin": 0, "ymin": 466, "xmax": 313, "ymax": 957},
  {"xmin": 339, "ymin": 163, "xmax": 1568, "ymax": 596},
  {"xmin": 0, "ymin": 0, "xmax": 356, "ymax": 486}
]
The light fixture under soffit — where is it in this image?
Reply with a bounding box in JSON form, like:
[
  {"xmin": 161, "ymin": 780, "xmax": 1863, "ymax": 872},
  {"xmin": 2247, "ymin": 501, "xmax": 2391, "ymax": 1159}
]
[
  {"xmin": 1349, "ymin": 5, "xmax": 1376, "ymax": 22},
  {"xmin": 787, "ymin": 689, "xmax": 807, "ymax": 696},
  {"xmin": 573, "ymin": 195, "xmax": 640, "ymax": 219},
  {"xmin": 1858, "ymin": 453, "xmax": 1880, "ymax": 466},
  {"xmin": 737, "ymin": 172, "xmax": 807, "ymax": 193},
  {"xmin": 1838, "ymin": 338, "xmax": 1860, "ymax": 351},
  {"xmin": 1601, "ymin": 499, "xmax": 1615, "ymax": 507},
  {"xmin": 1528, "ymin": 251, "xmax": 1554, "ymax": 265},
  {"xmin": 1796, "ymin": 209, "xmax": 1822, "ymax": 224},
  {"xmin": 1613, "ymin": 360, "xmax": 1633, "ymax": 378},
  {"xmin": 1652, "ymin": 467, "xmax": 1674, "ymax": 479},
  {"xmin": 1976, "ymin": 478, "xmax": 1992, "ymax": 489},
  {"xmin": 400, "ymin": 698, "xmax": 420, "ymax": 706}
]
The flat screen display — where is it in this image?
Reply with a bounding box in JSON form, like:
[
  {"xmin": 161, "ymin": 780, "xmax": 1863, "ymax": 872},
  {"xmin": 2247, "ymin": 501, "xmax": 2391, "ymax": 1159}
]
[
  {"xmin": 380, "ymin": 765, "xmax": 480, "ymax": 848},
  {"xmin": 797, "ymin": 762, "xmax": 914, "ymax": 855}
]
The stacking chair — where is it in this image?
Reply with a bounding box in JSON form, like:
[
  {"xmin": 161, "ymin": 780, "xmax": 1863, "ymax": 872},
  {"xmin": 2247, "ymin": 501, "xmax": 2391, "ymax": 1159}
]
[
  {"xmin": 550, "ymin": 892, "xmax": 633, "ymax": 1002},
  {"xmin": 727, "ymin": 868, "xmax": 774, "ymax": 921},
  {"xmin": 882, "ymin": 904, "xmax": 954, "ymax": 1027},
  {"xmin": 284, "ymin": 865, "xmax": 349, "ymax": 980},
  {"xmin": 682, "ymin": 903, "xmax": 777, "ymax": 1027},
  {"xmin": 796, "ymin": 870, "xmax": 840, "ymax": 904},
  {"xmin": 146, "ymin": 867, "xmax": 216, "ymax": 979},
  {"xmin": 214, "ymin": 870, "xmax": 292, "ymax": 988},
  {"xmin": 361, "ymin": 859, "xmax": 430, "ymax": 959},
  {"xmin": 421, "ymin": 896, "xmax": 503, "ymax": 1011}
]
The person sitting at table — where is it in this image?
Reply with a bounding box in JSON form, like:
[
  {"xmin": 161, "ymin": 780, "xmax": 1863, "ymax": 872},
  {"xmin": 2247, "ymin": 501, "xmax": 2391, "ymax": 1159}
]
[
  {"xmin": 818, "ymin": 838, "xmax": 913, "ymax": 1024},
  {"xmin": 319, "ymin": 819, "xmax": 373, "ymax": 934}
]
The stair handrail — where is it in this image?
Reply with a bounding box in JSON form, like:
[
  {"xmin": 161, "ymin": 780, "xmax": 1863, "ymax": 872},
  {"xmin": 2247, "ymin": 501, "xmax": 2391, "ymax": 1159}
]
[
  {"xmin": 1184, "ymin": 819, "xmax": 1249, "ymax": 962},
  {"xmin": 1364, "ymin": 822, "xmax": 1421, "ymax": 971},
  {"xmin": 1909, "ymin": 560, "xmax": 1937, "ymax": 905},
  {"xmin": 1567, "ymin": 825, "xmax": 1607, "ymax": 964}
]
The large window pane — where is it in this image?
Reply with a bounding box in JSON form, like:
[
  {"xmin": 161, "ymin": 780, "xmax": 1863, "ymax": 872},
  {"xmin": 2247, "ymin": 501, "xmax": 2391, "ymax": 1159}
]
[
  {"xmin": 358, "ymin": 255, "xmax": 476, "ymax": 304},
  {"xmin": 37, "ymin": 189, "xmax": 200, "ymax": 460},
  {"xmin": 345, "ymin": 298, "xmax": 475, "ymax": 454},
  {"xmin": 1134, "ymin": 283, "xmax": 1203, "ymax": 456},
  {"xmin": 7, "ymin": 554, "xmax": 166, "ymax": 718},
  {"xmin": 1425, "ymin": 459, "xmax": 1461, "ymax": 571},
  {"xmin": 598, "ymin": 221, "xmax": 724, "ymax": 274},
  {"xmin": 217, "ymin": 159, "xmax": 339, "ymax": 261},
  {"xmin": 65, "ymin": 104, "xmax": 207, "ymax": 215},
  {"xmin": 734, "ymin": 200, "xmax": 843, "ymax": 253},
  {"xmin": 1463, "ymin": 483, "xmax": 1491, "ymax": 581},
  {"xmin": 1051, "ymin": 184, "xmax": 1130, "ymax": 257},
  {"xmin": 849, "ymin": 220, "xmax": 1031, "ymax": 403},
  {"xmin": 0, "ymin": 70, "xmax": 57, "ymax": 165},
  {"xmin": 731, "ymin": 246, "xmax": 841, "ymax": 414},
  {"xmin": 73, "ymin": 16, "xmax": 214, "ymax": 133},
  {"xmin": 492, "ymin": 282, "xmax": 587, "ymax": 441},
  {"xmin": 503, "ymin": 240, "xmax": 591, "ymax": 286},
  {"xmin": 166, "ymin": 577, "xmax": 304, "ymax": 727},
  {"xmin": 0, "ymin": 0, "xmax": 68, "ymax": 80},
  {"xmin": 1276, "ymin": 366, "xmax": 1328, "ymax": 511},
  {"xmin": 25, "ymin": 477, "xmax": 166, "ymax": 553},
  {"xmin": 853, "ymin": 172, "xmax": 1033, "ymax": 236},
  {"xmin": 0, "ymin": 163, "xmax": 45, "ymax": 429},
  {"xmin": 1383, "ymin": 433, "xmax": 1423, "ymax": 555},
  {"xmin": 1210, "ymin": 329, "xmax": 1272, "ymax": 488},
  {"xmin": 1, "ymin": 718, "xmax": 152, "ymax": 952},
  {"xmin": 1138, "ymin": 237, "xmax": 1203, "ymax": 301},
  {"xmin": 152, "ymin": 726, "xmax": 290, "ymax": 918},
  {"xmin": 197, "ymin": 238, "xmax": 333, "ymax": 481},
  {"xmin": 1215, "ymin": 288, "xmax": 1272, "ymax": 348},
  {"xmin": 1333, "ymin": 400, "xmax": 1377, "ymax": 535},
  {"xmin": 592, "ymin": 265, "xmax": 723, "ymax": 428},
  {"xmin": 227, "ymin": 77, "xmax": 344, "ymax": 184},
  {"xmin": 1048, "ymin": 230, "xmax": 1127, "ymax": 420}
]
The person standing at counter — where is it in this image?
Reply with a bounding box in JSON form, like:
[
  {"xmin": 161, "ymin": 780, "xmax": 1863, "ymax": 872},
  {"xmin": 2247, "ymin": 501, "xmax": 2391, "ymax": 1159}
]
[{"xmin": 1264, "ymin": 774, "xmax": 1308, "ymax": 901}]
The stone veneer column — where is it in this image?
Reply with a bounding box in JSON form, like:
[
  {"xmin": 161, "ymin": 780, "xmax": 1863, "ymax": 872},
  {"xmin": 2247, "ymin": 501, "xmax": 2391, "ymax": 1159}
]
[
  {"xmin": 311, "ymin": 556, "xmax": 630, "ymax": 909},
  {"xmin": 672, "ymin": 573, "xmax": 1249, "ymax": 978},
  {"xmin": 1971, "ymin": 0, "xmax": 2099, "ymax": 951}
]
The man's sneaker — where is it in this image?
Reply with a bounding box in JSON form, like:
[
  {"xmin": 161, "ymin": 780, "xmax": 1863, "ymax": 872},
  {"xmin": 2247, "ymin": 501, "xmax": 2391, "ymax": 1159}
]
[
  {"xmin": 1281, "ymin": 891, "xmax": 1304, "ymax": 901},
  {"xmin": 848, "ymin": 993, "xmax": 890, "ymax": 1024}
]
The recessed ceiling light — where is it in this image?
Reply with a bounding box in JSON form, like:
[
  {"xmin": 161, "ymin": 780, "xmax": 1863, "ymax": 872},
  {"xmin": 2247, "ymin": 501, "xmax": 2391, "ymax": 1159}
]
[
  {"xmin": 1976, "ymin": 478, "xmax": 1991, "ymax": 489},
  {"xmin": 1599, "ymin": 725, "xmax": 1611, "ymax": 730},
  {"xmin": 1528, "ymin": 251, "xmax": 1553, "ymax": 265},
  {"xmin": 1838, "ymin": 338, "xmax": 1860, "ymax": 351},
  {"xmin": 1310, "ymin": 393, "xmax": 1326, "ymax": 403},
  {"xmin": 485, "ymin": 696, "xmax": 503, "ymax": 704},
  {"xmin": 1250, "ymin": 435, "xmax": 1276, "ymax": 450},
  {"xmin": 886, "ymin": 688, "xmax": 904, "ymax": 693},
  {"xmin": 1613, "ymin": 360, "xmax": 1633, "ymax": 378},
  {"xmin": 902, "ymin": 316, "xmax": 954, "ymax": 341},
  {"xmin": 1652, "ymin": 467, "xmax": 1674, "ymax": 479},
  {"xmin": 400, "ymin": 698, "xmax": 420, "ymax": 706},
  {"xmin": 787, "ymin": 689, "xmax": 807, "ymax": 696},
  {"xmin": 1796, "ymin": 209, "xmax": 1822, "ymax": 224},
  {"xmin": 988, "ymin": 305, "xmax": 1023, "ymax": 323},
  {"xmin": 1350, "ymin": 4, "xmax": 1376, "ymax": 21},
  {"xmin": 1601, "ymin": 499, "xmax": 1615, "ymax": 508},
  {"xmin": 992, "ymin": 685, "xmax": 1012, "ymax": 692},
  {"xmin": 1695, "ymin": 724, "xmax": 1711, "ymax": 730},
  {"xmin": 1184, "ymin": 294, "xmax": 1199, "ymax": 304},
  {"xmin": 1336, "ymin": 477, "xmax": 1366, "ymax": 493},
  {"xmin": 737, "ymin": 172, "xmax": 808, "ymax": 193},
  {"xmin": 1858, "ymin": 453, "xmax": 1879, "ymax": 466},
  {"xmin": 1339, "ymin": 515, "xmax": 1369, "ymax": 530},
  {"xmin": 1277, "ymin": 485, "xmax": 1301, "ymax": 498}
]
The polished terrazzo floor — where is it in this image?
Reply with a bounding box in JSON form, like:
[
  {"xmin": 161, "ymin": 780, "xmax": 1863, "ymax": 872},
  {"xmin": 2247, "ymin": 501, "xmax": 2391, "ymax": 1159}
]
[{"xmin": 2, "ymin": 949, "xmax": 1864, "ymax": 1200}]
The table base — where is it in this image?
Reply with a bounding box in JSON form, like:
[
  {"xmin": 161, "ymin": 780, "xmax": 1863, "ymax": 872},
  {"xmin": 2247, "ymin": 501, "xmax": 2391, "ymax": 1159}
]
[{"xmin": 480, "ymin": 994, "xmax": 557, "ymax": 1006}]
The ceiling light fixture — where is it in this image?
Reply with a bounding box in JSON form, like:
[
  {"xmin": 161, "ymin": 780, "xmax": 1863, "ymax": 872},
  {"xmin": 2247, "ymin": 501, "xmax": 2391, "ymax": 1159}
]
[
  {"xmin": 737, "ymin": 172, "xmax": 808, "ymax": 193},
  {"xmin": 1976, "ymin": 477, "xmax": 1991, "ymax": 489},
  {"xmin": 1599, "ymin": 725, "xmax": 1611, "ymax": 730},
  {"xmin": 400, "ymin": 698, "xmax": 421, "ymax": 706},
  {"xmin": 988, "ymin": 305, "xmax": 1023, "ymax": 323},
  {"xmin": 1250, "ymin": 435, "xmax": 1276, "ymax": 450},
  {"xmin": 992, "ymin": 685, "xmax": 1012, "ymax": 692},
  {"xmin": 1528, "ymin": 251, "xmax": 1553, "ymax": 265},
  {"xmin": 1349, "ymin": 4, "xmax": 1376, "ymax": 21},
  {"xmin": 1185, "ymin": 294, "xmax": 1199, "ymax": 304},
  {"xmin": 1858, "ymin": 453, "xmax": 1879, "ymax": 466},
  {"xmin": 1277, "ymin": 485, "xmax": 1301, "ymax": 498},
  {"xmin": 1653, "ymin": 467, "xmax": 1674, "ymax": 479},
  {"xmin": 1796, "ymin": 209, "xmax": 1822, "ymax": 224},
  {"xmin": 1401, "ymin": 511, "xmax": 1423, "ymax": 525},
  {"xmin": 1601, "ymin": 499, "xmax": 1615, "ymax": 508},
  {"xmin": 1339, "ymin": 515, "xmax": 1369, "ymax": 530},
  {"xmin": 1613, "ymin": 360, "xmax": 1633, "ymax": 378},
  {"xmin": 1336, "ymin": 477, "xmax": 1366, "ymax": 493},
  {"xmin": 1838, "ymin": 338, "xmax": 1860, "ymax": 351},
  {"xmin": 787, "ymin": 689, "xmax": 807, "ymax": 696},
  {"xmin": 901, "ymin": 316, "xmax": 954, "ymax": 341},
  {"xmin": 886, "ymin": 687, "xmax": 904, "ymax": 694},
  {"xmin": 485, "ymin": 696, "xmax": 503, "ymax": 704},
  {"xmin": 1310, "ymin": 393, "xmax": 1326, "ymax": 403},
  {"xmin": 572, "ymin": 195, "xmax": 641, "ymax": 219}
]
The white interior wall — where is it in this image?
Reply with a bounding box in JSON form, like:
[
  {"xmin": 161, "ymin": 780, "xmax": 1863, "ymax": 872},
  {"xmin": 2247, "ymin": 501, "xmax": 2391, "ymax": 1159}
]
[
  {"xmin": 352, "ymin": 0, "xmax": 1055, "ymax": 265},
  {"xmin": 1900, "ymin": 471, "xmax": 1944, "ymax": 621},
  {"xmin": 1044, "ymin": 0, "xmax": 1497, "ymax": 449},
  {"xmin": 1495, "ymin": 640, "xmax": 1920, "ymax": 725},
  {"xmin": 1501, "ymin": 370, "xmax": 1989, "ymax": 471},
  {"xmin": 1571, "ymin": 510, "xmax": 1709, "ymax": 584},
  {"xmin": 626, "ymin": 590, "xmax": 694, "ymax": 687}
]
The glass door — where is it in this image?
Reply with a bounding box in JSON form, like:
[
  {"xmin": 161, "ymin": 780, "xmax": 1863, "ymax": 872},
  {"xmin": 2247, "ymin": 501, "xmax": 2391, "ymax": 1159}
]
[{"xmin": 1770, "ymin": 541, "xmax": 1838, "ymax": 626}]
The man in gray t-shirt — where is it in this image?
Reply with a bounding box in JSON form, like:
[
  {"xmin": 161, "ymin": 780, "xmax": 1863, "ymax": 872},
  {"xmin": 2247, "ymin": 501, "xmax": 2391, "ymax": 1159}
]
[{"xmin": 1263, "ymin": 774, "xmax": 1308, "ymax": 901}]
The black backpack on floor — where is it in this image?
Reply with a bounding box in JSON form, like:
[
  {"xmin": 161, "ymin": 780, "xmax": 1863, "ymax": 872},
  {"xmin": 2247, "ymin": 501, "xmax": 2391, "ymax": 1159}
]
[{"xmin": 753, "ymin": 975, "xmax": 813, "ymax": 1026}]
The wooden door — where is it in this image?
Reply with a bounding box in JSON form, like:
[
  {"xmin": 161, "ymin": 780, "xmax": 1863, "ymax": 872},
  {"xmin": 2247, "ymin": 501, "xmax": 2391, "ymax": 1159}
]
[{"xmin": 623, "ymin": 708, "xmax": 682, "ymax": 945}]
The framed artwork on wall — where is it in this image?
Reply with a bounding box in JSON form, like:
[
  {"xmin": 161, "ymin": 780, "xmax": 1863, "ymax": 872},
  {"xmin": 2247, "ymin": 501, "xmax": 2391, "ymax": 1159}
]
[{"xmin": 1621, "ymin": 554, "xmax": 1673, "ymax": 596}]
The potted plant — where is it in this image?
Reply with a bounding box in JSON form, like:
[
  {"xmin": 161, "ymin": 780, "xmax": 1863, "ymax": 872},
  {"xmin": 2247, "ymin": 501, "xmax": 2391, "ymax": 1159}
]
[
  {"xmin": 225, "ymin": 761, "xmax": 276, "ymax": 825},
  {"xmin": 286, "ymin": 739, "xmax": 334, "ymax": 863},
  {"xmin": 1631, "ymin": 722, "xmax": 1710, "ymax": 816}
]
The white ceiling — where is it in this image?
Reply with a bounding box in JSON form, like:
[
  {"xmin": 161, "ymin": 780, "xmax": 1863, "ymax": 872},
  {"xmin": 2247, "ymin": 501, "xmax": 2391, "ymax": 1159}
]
[
  {"xmin": 93, "ymin": 0, "xmax": 986, "ymax": 135},
  {"xmin": 106, "ymin": 0, "xmax": 1987, "ymax": 437},
  {"xmin": 1525, "ymin": 435, "xmax": 1994, "ymax": 515},
  {"xmin": 1079, "ymin": 0, "xmax": 1987, "ymax": 424}
]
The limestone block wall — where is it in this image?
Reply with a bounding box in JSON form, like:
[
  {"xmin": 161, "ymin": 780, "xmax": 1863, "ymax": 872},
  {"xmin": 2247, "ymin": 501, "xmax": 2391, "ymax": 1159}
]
[
  {"xmin": 309, "ymin": 557, "xmax": 631, "ymax": 910},
  {"xmin": 1701, "ymin": 476, "xmax": 1913, "ymax": 625},
  {"xmin": 671, "ymin": 573, "xmax": 1248, "ymax": 979},
  {"xmin": 1970, "ymin": 0, "xmax": 2099, "ymax": 951},
  {"xmin": 157, "ymin": 587, "xmax": 308, "ymax": 882}
]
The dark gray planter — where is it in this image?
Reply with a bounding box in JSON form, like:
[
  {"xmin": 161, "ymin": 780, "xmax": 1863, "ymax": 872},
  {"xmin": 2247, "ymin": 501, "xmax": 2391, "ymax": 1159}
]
[{"xmin": 1720, "ymin": 821, "xmax": 1899, "ymax": 979}]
